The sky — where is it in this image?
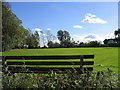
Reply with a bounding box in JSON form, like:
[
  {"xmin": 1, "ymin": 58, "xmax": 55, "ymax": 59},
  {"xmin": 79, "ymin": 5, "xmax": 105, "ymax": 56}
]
[{"xmin": 10, "ymin": 2, "xmax": 118, "ymax": 45}]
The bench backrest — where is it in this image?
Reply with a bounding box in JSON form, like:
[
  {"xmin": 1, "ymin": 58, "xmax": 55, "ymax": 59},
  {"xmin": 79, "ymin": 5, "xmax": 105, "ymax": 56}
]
[{"xmin": 2, "ymin": 55, "xmax": 94, "ymax": 73}]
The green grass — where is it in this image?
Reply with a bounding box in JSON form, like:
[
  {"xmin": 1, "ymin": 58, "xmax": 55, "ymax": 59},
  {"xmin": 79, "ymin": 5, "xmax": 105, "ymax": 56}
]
[{"xmin": 2, "ymin": 47, "xmax": 118, "ymax": 73}]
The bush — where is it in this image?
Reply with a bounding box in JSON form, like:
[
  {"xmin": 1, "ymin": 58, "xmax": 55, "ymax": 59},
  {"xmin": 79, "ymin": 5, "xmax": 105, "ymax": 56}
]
[{"xmin": 2, "ymin": 69, "xmax": 119, "ymax": 89}]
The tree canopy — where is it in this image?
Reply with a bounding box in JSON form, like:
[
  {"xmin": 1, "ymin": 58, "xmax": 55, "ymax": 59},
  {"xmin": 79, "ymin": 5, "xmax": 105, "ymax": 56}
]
[
  {"xmin": 57, "ymin": 30, "xmax": 71, "ymax": 47},
  {"xmin": 2, "ymin": 2, "xmax": 40, "ymax": 51},
  {"xmin": 114, "ymin": 28, "xmax": 120, "ymax": 46}
]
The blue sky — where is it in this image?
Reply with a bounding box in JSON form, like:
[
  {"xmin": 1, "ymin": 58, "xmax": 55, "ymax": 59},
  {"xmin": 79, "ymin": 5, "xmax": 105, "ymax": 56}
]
[{"xmin": 10, "ymin": 2, "xmax": 118, "ymax": 44}]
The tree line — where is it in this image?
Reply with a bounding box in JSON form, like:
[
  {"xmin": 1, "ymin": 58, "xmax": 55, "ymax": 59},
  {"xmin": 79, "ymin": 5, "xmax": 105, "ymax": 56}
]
[
  {"xmin": 2, "ymin": 2, "xmax": 120, "ymax": 51},
  {"xmin": 48, "ymin": 29, "xmax": 120, "ymax": 48}
]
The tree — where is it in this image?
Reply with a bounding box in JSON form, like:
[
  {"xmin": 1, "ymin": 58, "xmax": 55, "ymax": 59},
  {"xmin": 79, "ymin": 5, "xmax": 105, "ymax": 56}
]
[
  {"xmin": 114, "ymin": 28, "xmax": 120, "ymax": 38},
  {"xmin": 57, "ymin": 30, "xmax": 71, "ymax": 42},
  {"xmin": 114, "ymin": 28, "xmax": 120, "ymax": 46},
  {"xmin": 87, "ymin": 41, "xmax": 101, "ymax": 47},
  {"xmin": 2, "ymin": 2, "xmax": 25, "ymax": 51},
  {"xmin": 46, "ymin": 29, "xmax": 51, "ymax": 42},
  {"xmin": 57, "ymin": 30, "xmax": 64, "ymax": 42},
  {"xmin": 103, "ymin": 39, "xmax": 109, "ymax": 45},
  {"xmin": 63, "ymin": 31, "xmax": 71, "ymax": 41},
  {"xmin": 25, "ymin": 30, "xmax": 40, "ymax": 48},
  {"xmin": 57, "ymin": 30, "xmax": 71, "ymax": 47},
  {"xmin": 34, "ymin": 31, "xmax": 40, "ymax": 47},
  {"xmin": 47, "ymin": 41, "xmax": 54, "ymax": 48},
  {"xmin": 14, "ymin": 26, "xmax": 29, "ymax": 49},
  {"xmin": 47, "ymin": 41, "xmax": 60, "ymax": 48},
  {"xmin": 79, "ymin": 42, "xmax": 85, "ymax": 46},
  {"xmin": 40, "ymin": 31, "xmax": 46, "ymax": 47},
  {"xmin": 54, "ymin": 42, "xmax": 60, "ymax": 47}
]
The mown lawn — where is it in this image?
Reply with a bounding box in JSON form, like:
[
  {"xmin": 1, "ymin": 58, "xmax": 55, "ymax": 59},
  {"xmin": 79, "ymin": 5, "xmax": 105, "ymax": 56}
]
[{"xmin": 2, "ymin": 47, "xmax": 118, "ymax": 73}]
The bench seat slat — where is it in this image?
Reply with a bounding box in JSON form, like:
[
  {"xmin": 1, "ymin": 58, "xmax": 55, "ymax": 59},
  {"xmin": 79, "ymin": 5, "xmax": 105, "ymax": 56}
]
[
  {"xmin": 7, "ymin": 67, "xmax": 93, "ymax": 73},
  {"xmin": 3, "ymin": 55, "xmax": 94, "ymax": 60},
  {"xmin": 7, "ymin": 61, "xmax": 94, "ymax": 65}
]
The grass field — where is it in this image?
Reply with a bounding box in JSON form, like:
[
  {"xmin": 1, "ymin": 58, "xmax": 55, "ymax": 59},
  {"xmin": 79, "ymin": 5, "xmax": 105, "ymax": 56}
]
[{"xmin": 2, "ymin": 47, "xmax": 119, "ymax": 73}]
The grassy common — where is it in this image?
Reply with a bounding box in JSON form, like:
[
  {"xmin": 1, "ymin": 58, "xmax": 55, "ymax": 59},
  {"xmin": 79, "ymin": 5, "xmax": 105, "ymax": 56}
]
[{"xmin": 2, "ymin": 47, "xmax": 118, "ymax": 73}]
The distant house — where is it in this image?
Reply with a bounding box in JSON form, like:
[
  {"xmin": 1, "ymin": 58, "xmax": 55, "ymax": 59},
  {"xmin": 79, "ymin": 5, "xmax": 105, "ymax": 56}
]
[{"xmin": 106, "ymin": 39, "xmax": 117, "ymax": 46}]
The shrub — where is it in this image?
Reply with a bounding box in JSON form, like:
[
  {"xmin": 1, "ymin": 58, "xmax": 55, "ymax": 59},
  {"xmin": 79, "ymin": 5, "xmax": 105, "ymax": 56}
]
[{"xmin": 2, "ymin": 69, "xmax": 119, "ymax": 89}]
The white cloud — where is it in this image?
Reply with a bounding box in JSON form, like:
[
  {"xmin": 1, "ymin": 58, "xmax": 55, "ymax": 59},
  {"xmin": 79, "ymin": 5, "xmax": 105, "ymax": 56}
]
[
  {"xmin": 73, "ymin": 25, "xmax": 83, "ymax": 29},
  {"xmin": 82, "ymin": 13, "xmax": 107, "ymax": 24},
  {"xmin": 38, "ymin": 32, "xmax": 42, "ymax": 35},
  {"xmin": 34, "ymin": 28, "xmax": 42, "ymax": 31},
  {"xmin": 46, "ymin": 28, "xmax": 51, "ymax": 31},
  {"xmin": 72, "ymin": 33, "xmax": 114, "ymax": 43},
  {"xmin": 43, "ymin": 34, "xmax": 48, "ymax": 36}
]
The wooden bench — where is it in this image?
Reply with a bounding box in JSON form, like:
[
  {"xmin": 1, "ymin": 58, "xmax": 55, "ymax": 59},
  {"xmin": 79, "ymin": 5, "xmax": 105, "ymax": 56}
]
[{"xmin": 2, "ymin": 55, "xmax": 94, "ymax": 74}]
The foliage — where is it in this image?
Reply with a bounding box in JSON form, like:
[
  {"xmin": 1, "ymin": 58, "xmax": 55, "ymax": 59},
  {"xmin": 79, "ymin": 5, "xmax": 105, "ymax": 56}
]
[
  {"xmin": 2, "ymin": 2, "xmax": 40, "ymax": 51},
  {"xmin": 2, "ymin": 69, "xmax": 119, "ymax": 89},
  {"xmin": 2, "ymin": 2, "xmax": 22, "ymax": 51},
  {"xmin": 47, "ymin": 41, "xmax": 60, "ymax": 48},
  {"xmin": 114, "ymin": 28, "xmax": 120, "ymax": 38},
  {"xmin": 2, "ymin": 3, "xmax": 30, "ymax": 51},
  {"xmin": 57, "ymin": 30, "xmax": 71, "ymax": 47},
  {"xmin": 103, "ymin": 39, "xmax": 109, "ymax": 45},
  {"xmin": 114, "ymin": 28, "xmax": 120, "ymax": 46},
  {"xmin": 25, "ymin": 30, "xmax": 40, "ymax": 48},
  {"xmin": 87, "ymin": 41, "xmax": 101, "ymax": 47}
]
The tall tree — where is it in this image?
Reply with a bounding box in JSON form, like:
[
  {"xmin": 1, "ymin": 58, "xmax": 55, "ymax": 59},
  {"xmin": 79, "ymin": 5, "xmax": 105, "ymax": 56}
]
[
  {"xmin": 14, "ymin": 26, "xmax": 29, "ymax": 48},
  {"xmin": 2, "ymin": 2, "xmax": 23, "ymax": 51},
  {"xmin": 114, "ymin": 28, "xmax": 120, "ymax": 38},
  {"xmin": 2, "ymin": 2, "xmax": 41, "ymax": 50},
  {"xmin": 57, "ymin": 30, "xmax": 64, "ymax": 43},
  {"xmin": 46, "ymin": 29, "xmax": 51, "ymax": 42},
  {"xmin": 25, "ymin": 30, "xmax": 40, "ymax": 48},
  {"xmin": 46, "ymin": 29, "xmax": 56, "ymax": 45},
  {"xmin": 57, "ymin": 30, "xmax": 71, "ymax": 47},
  {"xmin": 114, "ymin": 28, "xmax": 120, "ymax": 46},
  {"xmin": 34, "ymin": 31, "xmax": 40, "ymax": 47}
]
